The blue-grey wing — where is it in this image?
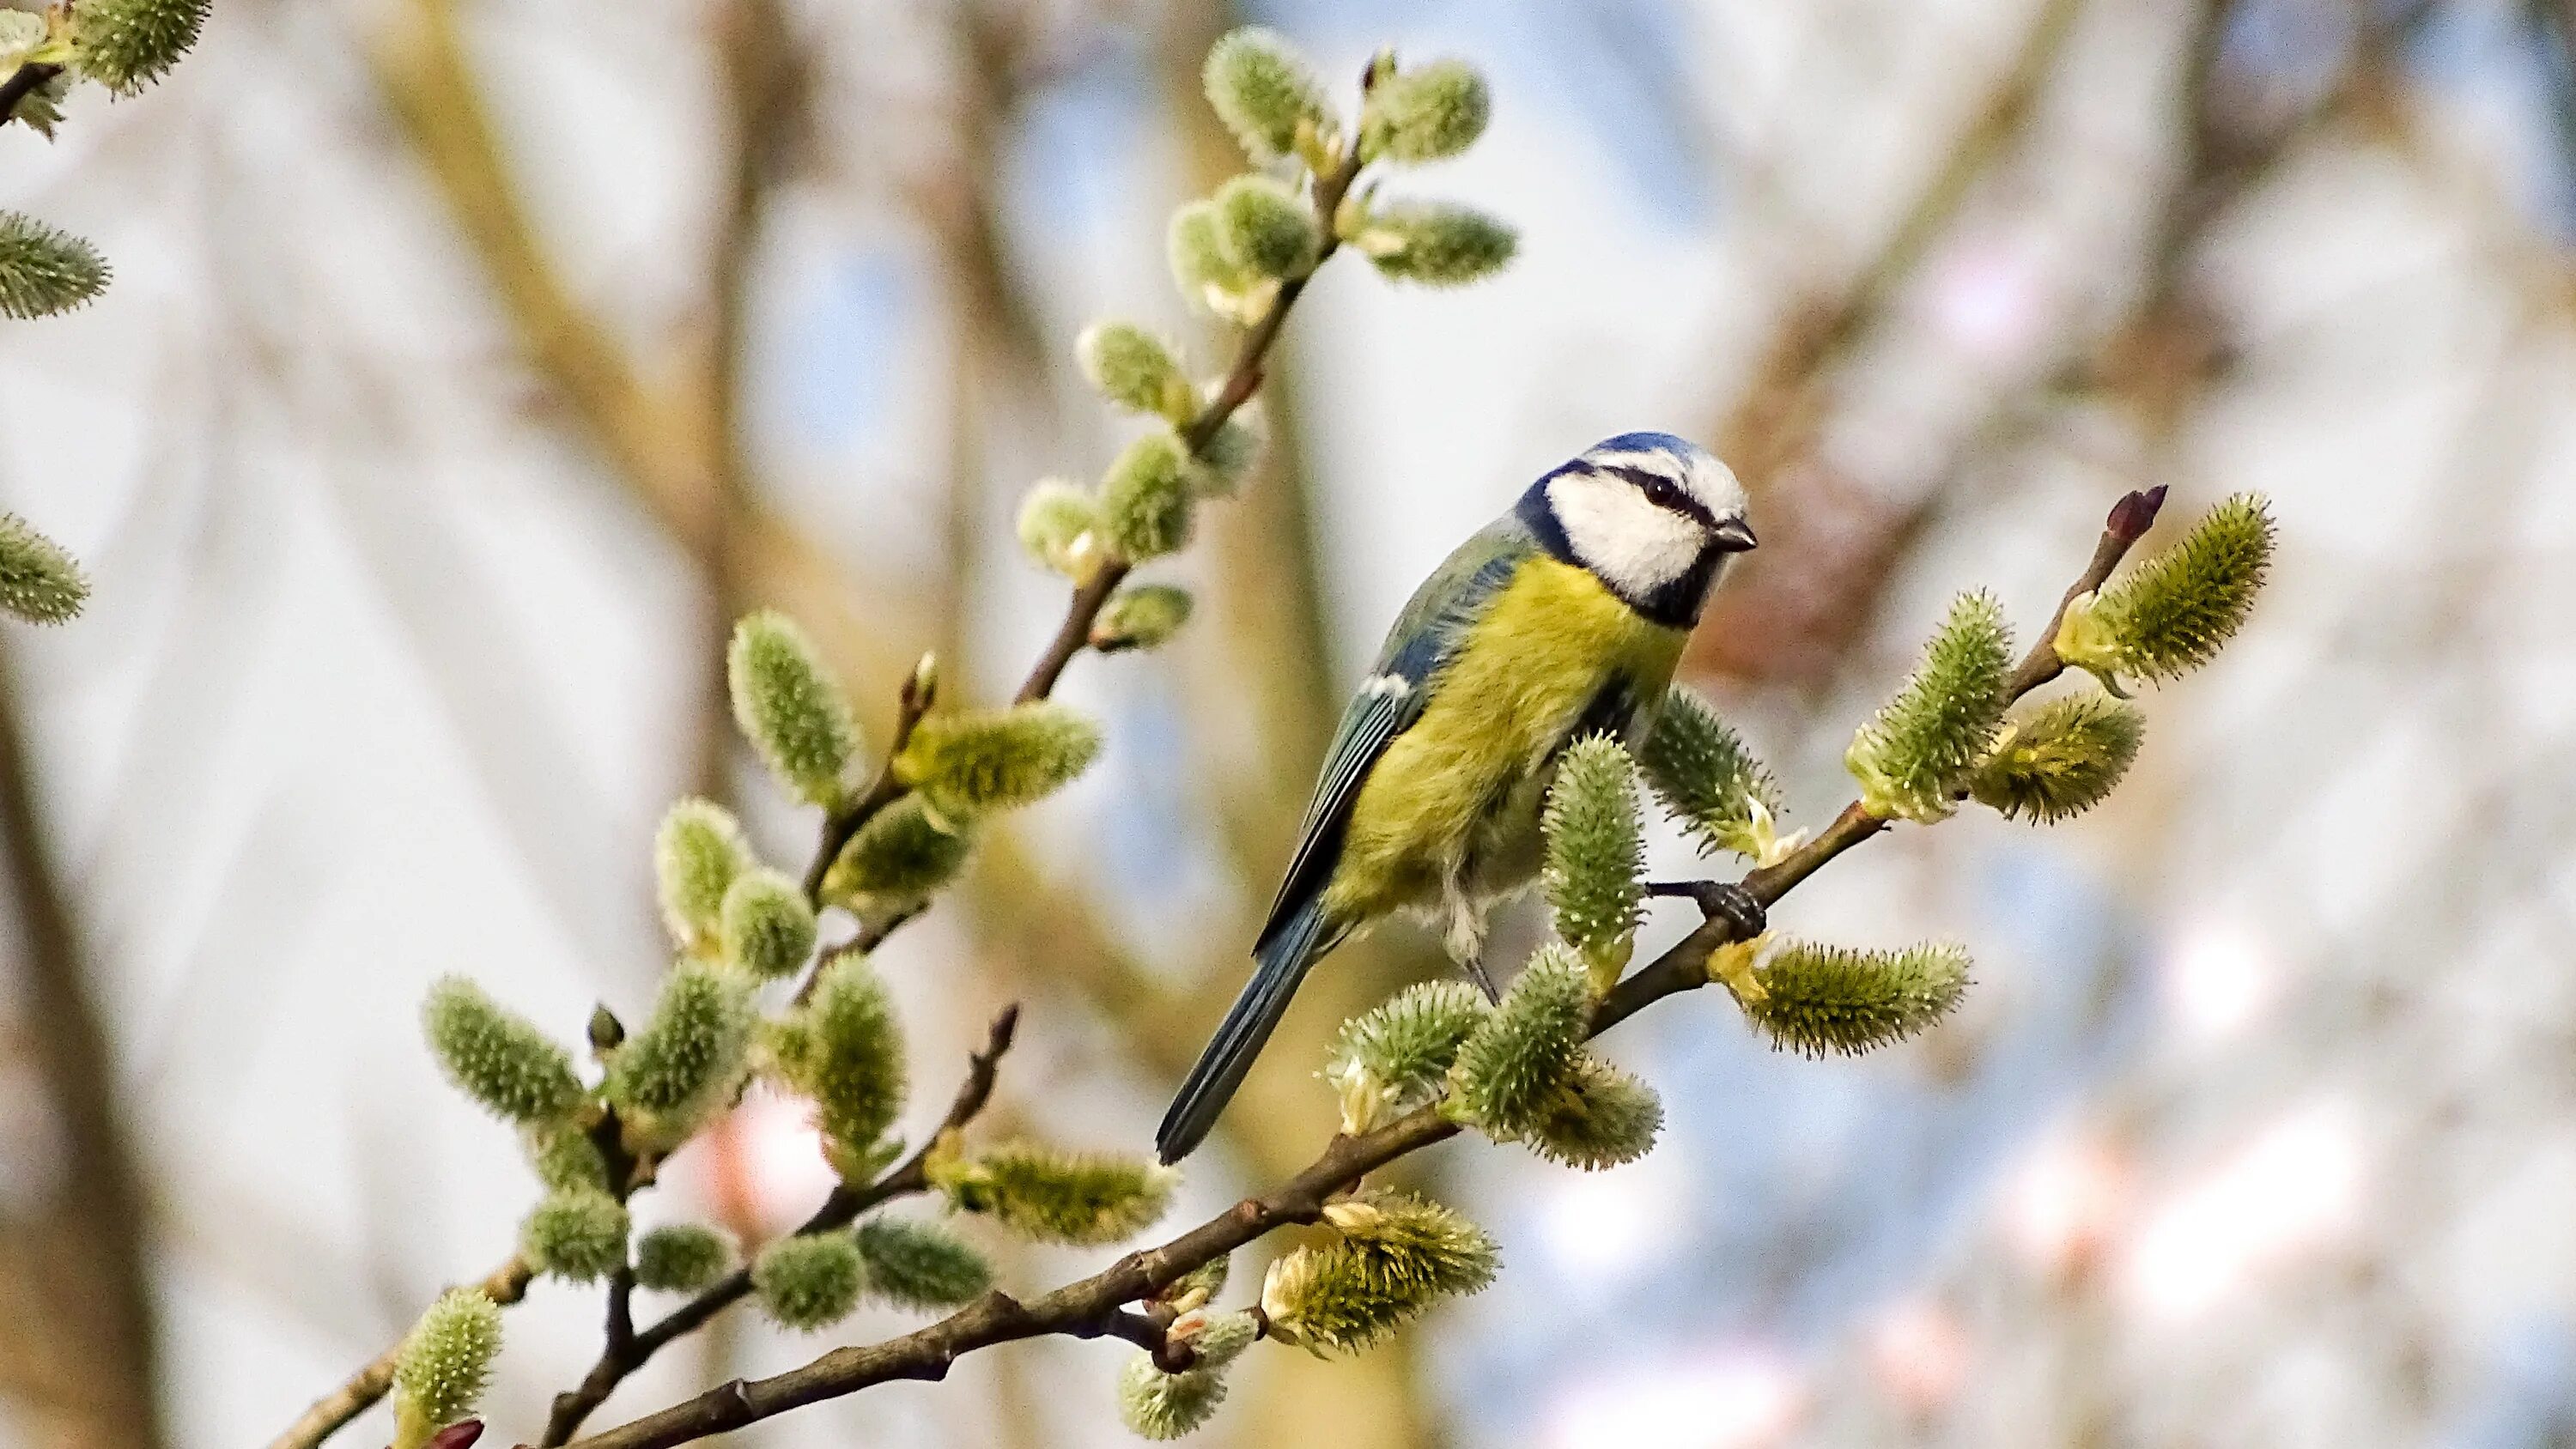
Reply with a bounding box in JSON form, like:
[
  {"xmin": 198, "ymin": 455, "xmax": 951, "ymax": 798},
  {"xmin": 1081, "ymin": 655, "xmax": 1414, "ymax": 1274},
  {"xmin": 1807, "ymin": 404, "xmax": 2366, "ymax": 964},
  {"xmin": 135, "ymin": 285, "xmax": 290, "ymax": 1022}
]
[{"xmin": 1254, "ymin": 518, "xmax": 1536, "ymax": 953}]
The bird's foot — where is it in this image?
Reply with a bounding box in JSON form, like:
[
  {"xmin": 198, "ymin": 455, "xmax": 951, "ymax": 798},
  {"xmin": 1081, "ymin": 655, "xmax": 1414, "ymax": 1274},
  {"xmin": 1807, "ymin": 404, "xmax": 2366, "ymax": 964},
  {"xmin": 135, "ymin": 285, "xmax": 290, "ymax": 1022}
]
[{"xmin": 1703, "ymin": 882, "xmax": 1766, "ymax": 940}]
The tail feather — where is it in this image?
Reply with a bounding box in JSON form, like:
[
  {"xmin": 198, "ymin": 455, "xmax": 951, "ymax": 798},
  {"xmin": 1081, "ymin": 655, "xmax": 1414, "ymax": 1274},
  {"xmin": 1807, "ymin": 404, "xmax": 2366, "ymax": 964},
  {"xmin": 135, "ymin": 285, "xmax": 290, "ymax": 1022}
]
[{"xmin": 1156, "ymin": 898, "xmax": 1332, "ymax": 1164}]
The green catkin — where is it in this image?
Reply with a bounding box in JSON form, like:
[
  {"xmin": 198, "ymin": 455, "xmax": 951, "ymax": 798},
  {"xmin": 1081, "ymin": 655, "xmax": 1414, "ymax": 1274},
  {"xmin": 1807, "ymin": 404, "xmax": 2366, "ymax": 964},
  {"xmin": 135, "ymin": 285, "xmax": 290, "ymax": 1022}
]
[
  {"xmin": 1261, "ymin": 1191, "xmax": 1498, "ymax": 1354},
  {"xmin": 1160, "ymin": 1255, "xmax": 1230, "ymax": 1313},
  {"xmin": 1362, "ymin": 59, "xmax": 1491, "ymax": 164},
  {"xmin": 1078, "ymin": 323, "xmax": 1196, "ymax": 422},
  {"xmin": 653, "ymin": 797, "xmax": 751, "ymax": 953},
  {"xmin": 1970, "ymin": 692, "xmax": 2145, "ymax": 823},
  {"xmin": 1540, "ymin": 737, "xmax": 1645, "ymax": 985},
  {"xmin": 1738, "ymin": 940, "xmax": 1971, "ymax": 1057},
  {"xmin": 2061, "ymin": 493, "xmax": 2275, "ymax": 687},
  {"xmin": 1638, "ymin": 687, "xmax": 1779, "ymax": 858},
  {"xmin": 1202, "ymin": 27, "xmax": 1331, "ymax": 162},
  {"xmin": 764, "ymin": 955, "xmax": 908, "ymax": 1157},
  {"xmin": 421, "ymin": 977, "xmax": 584, "ymax": 1125},
  {"xmin": 0, "ymin": 513, "xmax": 88, "ymax": 623},
  {"xmin": 604, "ymin": 963, "xmax": 750, "ymax": 1142},
  {"xmin": 1212, "ymin": 174, "xmax": 1321, "ymax": 281},
  {"xmin": 819, "ymin": 795, "xmax": 974, "ymax": 915},
  {"xmin": 1092, "ymin": 584, "xmax": 1194, "ymax": 652},
  {"xmin": 1115, "ymin": 1311, "xmax": 1261, "ymax": 1440},
  {"xmin": 1097, "ymin": 431, "xmax": 1197, "ymax": 561},
  {"xmin": 0, "ymin": 215, "xmax": 108, "ymax": 319},
  {"xmin": 1845, "ymin": 591, "xmax": 2014, "ymax": 822},
  {"xmin": 1449, "ymin": 943, "xmax": 1590, "ymax": 1139},
  {"xmin": 1523, "ymin": 1054, "xmax": 1662, "ymax": 1170},
  {"xmin": 940, "ymin": 1143, "xmax": 1178, "ymax": 1246},
  {"xmin": 1350, "ymin": 203, "xmax": 1517, "ymax": 286},
  {"xmin": 1016, "ymin": 478, "xmax": 1100, "ymax": 578},
  {"xmin": 390, "ymin": 1288, "xmax": 501, "ymax": 1449},
  {"xmin": 524, "ymin": 1122, "xmax": 611, "ymax": 1194},
  {"xmin": 727, "ymin": 609, "xmax": 857, "ymax": 808},
  {"xmin": 1168, "ymin": 200, "xmax": 1261, "ymax": 317},
  {"xmin": 633, "ymin": 1224, "xmax": 732, "ymax": 1292},
  {"xmin": 719, "ymin": 867, "xmax": 817, "ymax": 979},
  {"xmin": 750, "ymin": 1232, "xmax": 866, "ymax": 1331},
  {"xmin": 521, "ymin": 1189, "xmax": 631, "ymax": 1283},
  {"xmin": 854, "ymin": 1216, "xmax": 993, "ymax": 1311},
  {"xmin": 1327, "ymin": 979, "xmax": 1488, "ymax": 1130},
  {"xmin": 72, "ymin": 0, "xmax": 206, "ymax": 93},
  {"xmin": 894, "ymin": 702, "xmax": 1104, "ymax": 821}
]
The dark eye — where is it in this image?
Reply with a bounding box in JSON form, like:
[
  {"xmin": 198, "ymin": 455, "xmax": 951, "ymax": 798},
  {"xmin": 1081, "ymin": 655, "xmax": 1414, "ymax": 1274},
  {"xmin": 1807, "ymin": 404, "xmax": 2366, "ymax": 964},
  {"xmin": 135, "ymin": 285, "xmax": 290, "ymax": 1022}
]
[{"xmin": 1640, "ymin": 476, "xmax": 1679, "ymax": 508}]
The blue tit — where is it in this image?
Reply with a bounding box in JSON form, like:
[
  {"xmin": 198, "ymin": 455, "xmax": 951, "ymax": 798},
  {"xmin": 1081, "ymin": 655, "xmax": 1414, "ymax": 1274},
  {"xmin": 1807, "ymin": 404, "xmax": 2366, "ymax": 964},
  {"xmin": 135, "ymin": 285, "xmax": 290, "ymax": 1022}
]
[{"xmin": 1156, "ymin": 431, "xmax": 1757, "ymax": 1163}]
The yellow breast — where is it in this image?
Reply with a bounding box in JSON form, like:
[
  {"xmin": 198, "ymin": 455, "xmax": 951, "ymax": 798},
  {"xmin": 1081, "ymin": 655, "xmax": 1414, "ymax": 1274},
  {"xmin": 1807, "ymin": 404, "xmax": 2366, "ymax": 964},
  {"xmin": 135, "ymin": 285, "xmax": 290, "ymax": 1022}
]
[{"xmin": 1324, "ymin": 556, "xmax": 1686, "ymax": 922}]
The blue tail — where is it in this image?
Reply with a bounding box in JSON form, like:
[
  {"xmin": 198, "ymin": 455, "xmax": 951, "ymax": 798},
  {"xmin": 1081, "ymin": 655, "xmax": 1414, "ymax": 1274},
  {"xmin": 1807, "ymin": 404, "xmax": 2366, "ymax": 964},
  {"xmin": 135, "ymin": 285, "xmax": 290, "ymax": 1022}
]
[{"xmin": 1156, "ymin": 897, "xmax": 1334, "ymax": 1164}]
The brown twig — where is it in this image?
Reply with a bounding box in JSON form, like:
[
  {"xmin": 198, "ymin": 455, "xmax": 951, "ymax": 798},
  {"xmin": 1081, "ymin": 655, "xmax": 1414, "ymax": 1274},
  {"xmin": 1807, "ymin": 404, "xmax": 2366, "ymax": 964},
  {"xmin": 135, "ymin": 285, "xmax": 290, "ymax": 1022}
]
[
  {"xmin": 555, "ymin": 490, "xmax": 2166, "ymax": 1449},
  {"xmin": 532, "ymin": 1006, "xmax": 1019, "ymax": 1445},
  {"xmin": 262, "ymin": 1258, "xmax": 536, "ymax": 1449}
]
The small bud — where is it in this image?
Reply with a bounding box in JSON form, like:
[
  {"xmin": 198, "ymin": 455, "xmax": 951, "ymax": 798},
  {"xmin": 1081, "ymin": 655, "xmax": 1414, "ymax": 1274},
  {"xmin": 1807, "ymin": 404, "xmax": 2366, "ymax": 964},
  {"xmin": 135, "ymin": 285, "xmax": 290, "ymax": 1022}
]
[
  {"xmin": 1168, "ymin": 200, "xmax": 1273, "ymax": 323},
  {"xmin": 1448, "ymin": 943, "xmax": 1590, "ymax": 1140},
  {"xmin": 934, "ymin": 1141, "xmax": 1178, "ymax": 1246},
  {"xmin": 2107, "ymin": 484, "xmax": 2169, "ymax": 543},
  {"xmin": 894, "ymin": 702, "xmax": 1103, "ymax": 822},
  {"xmin": 521, "ymin": 1189, "xmax": 630, "ymax": 1283},
  {"xmin": 727, "ymin": 609, "xmax": 857, "ymax": 809},
  {"xmin": 1016, "ymin": 478, "xmax": 1100, "ymax": 579},
  {"xmin": 1845, "ymin": 591, "xmax": 2014, "ymax": 822},
  {"xmin": 1212, "ymin": 174, "xmax": 1321, "ymax": 282},
  {"xmin": 1188, "ymin": 406, "xmax": 1265, "ymax": 497},
  {"xmin": 1091, "ymin": 584, "xmax": 1194, "ymax": 652},
  {"xmin": 2057, "ymin": 493, "xmax": 2274, "ymax": 690},
  {"xmin": 653, "ymin": 798, "xmax": 751, "ymax": 954},
  {"xmin": 1522, "ymin": 1054, "xmax": 1662, "ymax": 1170},
  {"xmin": 1202, "ymin": 27, "xmax": 1333, "ymax": 163},
  {"xmin": 1736, "ymin": 939, "xmax": 1970, "ymax": 1057},
  {"xmin": 524, "ymin": 1121, "xmax": 611, "ymax": 1194},
  {"xmin": 718, "ymin": 867, "xmax": 817, "ymax": 980},
  {"xmin": 1115, "ymin": 1311, "xmax": 1260, "ymax": 1440},
  {"xmin": 71, "ymin": 0, "xmax": 206, "ymax": 94},
  {"xmin": 763, "ymin": 955, "xmax": 908, "ymax": 1159},
  {"xmin": 819, "ymin": 795, "xmax": 974, "ymax": 918},
  {"xmin": 425, "ymin": 1422, "xmax": 484, "ymax": 1449},
  {"xmin": 1349, "ymin": 202, "xmax": 1516, "ymax": 287},
  {"xmin": 1970, "ymin": 692, "xmax": 2144, "ymax": 823},
  {"xmin": 0, "ymin": 214, "xmax": 108, "ymax": 320},
  {"xmin": 1540, "ymin": 737, "xmax": 1644, "ymax": 989},
  {"xmin": 1157, "ymin": 1255, "xmax": 1230, "ymax": 1314},
  {"xmin": 750, "ymin": 1232, "xmax": 866, "ymax": 1331},
  {"xmin": 586, "ymin": 1004, "xmax": 626, "ymax": 1055},
  {"xmin": 1078, "ymin": 322, "xmax": 1197, "ymax": 424},
  {"xmin": 1359, "ymin": 59, "xmax": 1491, "ymax": 164},
  {"xmin": 604, "ymin": 963, "xmax": 751, "ymax": 1146},
  {"xmin": 633, "ymin": 1223, "xmax": 732, "ymax": 1293},
  {"xmin": 1097, "ymin": 430, "xmax": 1196, "ymax": 562},
  {"xmin": 1325, "ymin": 979, "xmax": 1487, "ymax": 1134},
  {"xmin": 390, "ymin": 1288, "xmax": 501, "ymax": 1449},
  {"xmin": 422, "ymin": 977, "xmax": 584, "ymax": 1125},
  {"xmin": 1639, "ymin": 687, "xmax": 1783, "ymax": 859},
  {"xmin": 854, "ymin": 1216, "xmax": 993, "ymax": 1311},
  {"xmin": 1262, "ymin": 1191, "xmax": 1496, "ymax": 1354}
]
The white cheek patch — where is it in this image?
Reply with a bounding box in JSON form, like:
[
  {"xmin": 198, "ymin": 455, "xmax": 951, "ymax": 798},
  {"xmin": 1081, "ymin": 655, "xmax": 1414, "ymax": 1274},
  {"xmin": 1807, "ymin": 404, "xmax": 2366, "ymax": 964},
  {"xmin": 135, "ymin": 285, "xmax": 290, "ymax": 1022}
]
[{"xmin": 1546, "ymin": 474, "xmax": 1704, "ymax": 598}]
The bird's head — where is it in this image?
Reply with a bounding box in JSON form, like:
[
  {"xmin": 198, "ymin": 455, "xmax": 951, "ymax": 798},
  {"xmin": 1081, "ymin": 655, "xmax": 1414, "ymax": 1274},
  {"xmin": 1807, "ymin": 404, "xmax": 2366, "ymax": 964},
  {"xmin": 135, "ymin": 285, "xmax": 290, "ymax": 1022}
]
[{"xmin": 1520, "ymin": 432, "xmax": 1755, "ymax": 625}]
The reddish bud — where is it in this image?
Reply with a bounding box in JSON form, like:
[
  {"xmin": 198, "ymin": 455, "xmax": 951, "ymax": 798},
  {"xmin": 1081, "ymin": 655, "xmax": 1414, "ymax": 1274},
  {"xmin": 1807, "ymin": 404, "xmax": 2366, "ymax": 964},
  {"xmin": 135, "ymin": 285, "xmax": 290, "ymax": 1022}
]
[
  {"xmin": 2107, "ymin": 485, "xmax": 2168, "ymax": 542},
  {"xmin": 424, "ymin": 1421, "xmax": 484, "ymax": 1449}
]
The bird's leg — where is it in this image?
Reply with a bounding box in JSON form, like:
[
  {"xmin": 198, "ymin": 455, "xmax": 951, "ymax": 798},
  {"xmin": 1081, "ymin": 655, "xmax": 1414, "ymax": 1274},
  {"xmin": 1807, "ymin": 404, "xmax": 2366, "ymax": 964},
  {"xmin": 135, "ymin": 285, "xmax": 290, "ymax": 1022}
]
[
  {"xmin": 1440, "ymin": 880, "xmax": 1504, "ymax": 1001},
  {"xmin": 1461, "ymin": 954, "xmax": 1505, "ymax": 1003},
  {"xmin": 1645, "ymin": 880, "xmax": 1767, "ymax": 940}
]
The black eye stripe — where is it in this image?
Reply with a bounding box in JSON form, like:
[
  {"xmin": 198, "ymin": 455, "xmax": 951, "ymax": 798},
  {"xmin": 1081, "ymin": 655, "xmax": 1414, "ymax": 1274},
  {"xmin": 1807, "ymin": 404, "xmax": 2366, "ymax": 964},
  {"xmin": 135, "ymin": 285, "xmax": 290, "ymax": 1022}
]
[{"xmin": 1601, "ymin": 464, "xmax": 1716, "ymax": 527}]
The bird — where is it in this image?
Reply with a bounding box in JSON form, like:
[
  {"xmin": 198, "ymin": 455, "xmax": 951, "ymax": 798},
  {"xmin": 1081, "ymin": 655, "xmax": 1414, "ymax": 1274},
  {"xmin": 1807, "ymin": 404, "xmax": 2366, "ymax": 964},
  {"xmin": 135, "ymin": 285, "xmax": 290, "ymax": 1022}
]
[{"xmin": 1155, "ymin": 431, "xmax": 1758, "ymax": 1164}]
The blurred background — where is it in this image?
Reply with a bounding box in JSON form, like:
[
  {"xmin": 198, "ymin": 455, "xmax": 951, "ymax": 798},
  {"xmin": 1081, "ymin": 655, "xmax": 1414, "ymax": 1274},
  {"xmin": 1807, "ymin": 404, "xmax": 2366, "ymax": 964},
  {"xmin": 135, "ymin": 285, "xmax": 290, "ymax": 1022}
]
[{"xmin": 3, "ymin": 0, "xmax": 2573, "ymax": 1445}]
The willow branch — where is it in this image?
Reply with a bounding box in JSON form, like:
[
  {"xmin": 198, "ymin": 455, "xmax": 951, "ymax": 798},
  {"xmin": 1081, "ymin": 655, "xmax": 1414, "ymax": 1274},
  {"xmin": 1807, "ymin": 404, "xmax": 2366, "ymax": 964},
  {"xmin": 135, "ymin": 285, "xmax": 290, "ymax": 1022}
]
[
  {"xmin": 263, "ymin": 1258, "xmax": 536, "ymax": 1449},
  {"xmin": 0, "ymin": 60, "xmax": 60, "ymax": 129},
  {"xmin": 532, "ymin": 1007, "xmax": 1019, "ymax": 1445},
  {"xmin": 556, "ymin": 488, "xmax": 2166, "ymax": 1449}
]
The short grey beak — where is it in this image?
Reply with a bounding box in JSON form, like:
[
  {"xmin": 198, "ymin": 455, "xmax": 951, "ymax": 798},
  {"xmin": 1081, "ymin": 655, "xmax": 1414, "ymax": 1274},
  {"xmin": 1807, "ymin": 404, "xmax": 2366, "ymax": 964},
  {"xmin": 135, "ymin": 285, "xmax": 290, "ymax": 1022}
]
[{"xmin": 1710, "ymin": 517, "xmax": 1757, "ymax": 552}]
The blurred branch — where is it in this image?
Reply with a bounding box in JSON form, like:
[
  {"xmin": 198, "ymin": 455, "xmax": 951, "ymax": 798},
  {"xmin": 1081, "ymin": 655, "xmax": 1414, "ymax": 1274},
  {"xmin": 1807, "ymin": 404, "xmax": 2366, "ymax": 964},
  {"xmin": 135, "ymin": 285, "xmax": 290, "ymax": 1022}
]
[
  {"xmin": 0, "ymin": 638, "xmax": 168, "ymax": 1449},
  {"xmin": 561, "ymin": 489, "xmax": 2169, "ymax": 1449},
  {"xmin": 0, "ymin": 60, "xmax": 60, "ymax": 127}
]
